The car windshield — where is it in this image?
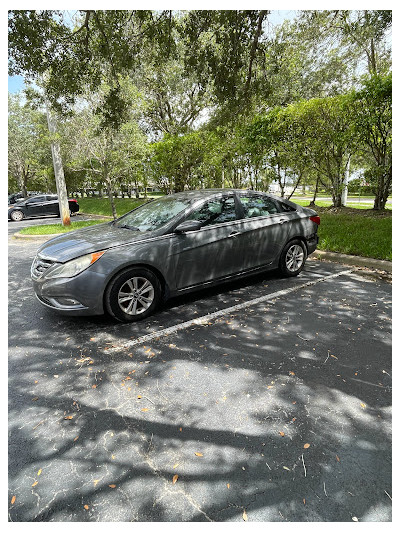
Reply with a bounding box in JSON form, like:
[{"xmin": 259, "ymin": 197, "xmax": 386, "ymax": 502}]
[{"xmin": 114, "ymin": 196, "xmax": 191, "ymax": 232}]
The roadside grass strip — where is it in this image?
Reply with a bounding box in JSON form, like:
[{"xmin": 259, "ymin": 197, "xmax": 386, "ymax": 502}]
[{"xmin": 107, "ymin": 268, "xmax": 355, "ymax": 353}]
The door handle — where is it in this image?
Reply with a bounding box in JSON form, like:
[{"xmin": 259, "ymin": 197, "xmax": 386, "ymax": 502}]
[
  {"xmin": 228, "ymin": 231, "xmax": 241, "ymax": 238},
  {"xmin": 279, "ymin": 219, "xmax": 287, "ymax": 224}
]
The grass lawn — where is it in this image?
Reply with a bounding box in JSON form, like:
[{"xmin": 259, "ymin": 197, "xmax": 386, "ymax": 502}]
[
  {"xmin": 19, "ymin": 219, "xmax": 109, "ymax": 235},
  {"xmin": 78, "ymin": 197, "xmax": 146, "ymax": 217},
  {"xmin": 317, "ymin": 212, "xmax": 391, "ymax": 261},
  {"xmin": 294, "ymin": 199, "xmax": 392, "ymax": 210}
]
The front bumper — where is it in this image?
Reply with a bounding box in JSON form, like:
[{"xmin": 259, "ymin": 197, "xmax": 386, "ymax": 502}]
[{"xmin": 32, "ymin": 268, "xmax": 106, "ymax": 316}]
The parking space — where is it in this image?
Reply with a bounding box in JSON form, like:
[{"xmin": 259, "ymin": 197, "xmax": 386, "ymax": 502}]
[{"xmin": 8, "ymin": 223, "xmax": 392, "ymax": 522}]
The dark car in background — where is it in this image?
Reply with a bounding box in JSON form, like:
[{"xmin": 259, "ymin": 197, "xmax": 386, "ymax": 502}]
[
  {"xmin": 8, "ymin": 194, "xmax": 79, "ymax": 221},
  {"xmin": 31, "ymin": 189, "xmax": 320, "ymax": 322}
]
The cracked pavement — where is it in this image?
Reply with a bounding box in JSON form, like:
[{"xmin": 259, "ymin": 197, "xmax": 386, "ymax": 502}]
[{"xmin": 8, "ymin": 218, "xmax": 392, "ymax": 521}]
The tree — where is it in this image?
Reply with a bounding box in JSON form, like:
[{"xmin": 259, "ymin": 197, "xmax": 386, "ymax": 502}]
[
  {"xmin": 8, "ymin": 94, "xmax": 51, "ymax": 196},
  {"xmin": 350, "ymin": 73, "xmax": 392, "ymax": 209},
  {"xmin": 298, "ymin": 10, "xmax": 392, "ymax": 77},
  {"xmin": 290, "ymin": 96, "xmax": 356, "ymax": 207}
]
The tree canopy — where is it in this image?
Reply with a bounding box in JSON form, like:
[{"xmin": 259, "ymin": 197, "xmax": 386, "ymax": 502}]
[{"xmin": 8, "ymin": 9, "xmax": 392, "ymax": 209}]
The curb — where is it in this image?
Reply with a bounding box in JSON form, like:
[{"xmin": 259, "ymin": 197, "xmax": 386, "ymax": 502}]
[
  {"xmin": 311, "ymin": 249, "xmax": 391, "ymax": 273},
  {"xmin": 13, "ymin": 232, "xmax": 59, "ymax": 241}
]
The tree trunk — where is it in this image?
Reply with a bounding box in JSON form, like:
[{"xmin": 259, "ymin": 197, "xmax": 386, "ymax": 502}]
[
  {"xmin": 106, "ymin": 178, "xmax": 117, "ymax": 220},
  {"xmin": 309, "ymin": 178, "xmax": 320, "ymax": 207},
  {"xmin": 45, "ymin": 98, "xmax": 71, "ymax": 226},
  {"xmin": 341, "ymin": 156, "xmax": 351, "ymax": 206}
]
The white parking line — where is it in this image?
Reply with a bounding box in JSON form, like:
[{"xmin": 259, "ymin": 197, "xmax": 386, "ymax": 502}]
[{"xmin": 107, "ymin": 268, "xmax": 355, "ymax": 353}]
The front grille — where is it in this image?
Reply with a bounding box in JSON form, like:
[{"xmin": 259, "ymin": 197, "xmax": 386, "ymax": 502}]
[{"xmin": 31, "ymin": 255, "xmax": 56, "ymax": 279}]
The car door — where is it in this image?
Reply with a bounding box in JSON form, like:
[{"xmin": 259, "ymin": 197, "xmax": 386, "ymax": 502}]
[
  {"xmin": 24, "ymin": 196, "xmax": 47, "ymax": 217},
  {"xmin": 234, "ymin": 193, "xmax": 294, "ymax": 270},
  {"xmin": 45, "ymin": 195, "xmax": 60, "ymax": 216},
  {"xmin": 172, "ymin": 194, "xmax": 244, "ymax": 289}
]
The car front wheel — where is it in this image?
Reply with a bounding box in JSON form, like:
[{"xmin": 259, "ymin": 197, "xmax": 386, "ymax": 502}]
[
  {"xmin": 105, "ymin": 267, "xmax": 162, "ymax": 322},
  {"xmin": 279, "ymin": 239, "xmax": 307, "ymax": 277},
  {"xmin": 10, "ymin": 210, "xmax": 24, "ymax": 221}
]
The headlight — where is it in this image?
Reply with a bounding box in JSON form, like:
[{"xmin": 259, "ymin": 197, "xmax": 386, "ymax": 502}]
[{"xmin": 44, "ymin": 251, "xmax": 105, "ymax": 279}]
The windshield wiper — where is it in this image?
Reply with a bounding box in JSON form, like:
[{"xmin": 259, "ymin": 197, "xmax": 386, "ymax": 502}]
[{"xmin": 118, "ymin": 224, "xmax": 140, "ymax": 231}]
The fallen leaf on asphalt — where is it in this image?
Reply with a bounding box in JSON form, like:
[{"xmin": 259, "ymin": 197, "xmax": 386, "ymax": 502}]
[
  {"xmin": 227, "ymin": 483, "xmax": 230, "ymax": 489},
  {"xmin": 90, "ymin": 338, "xmax": 95, "ymax": 341},
  {"xmin": 336, "ymin": 455, "xmax": 340, "ymax": 462},
  {"xmin": 279, "ymin": 431, "xmax": 285, "ymax": 437},
  {"xmin": 92, "ymin": 385, "xmax": 97, "ymax": 389},
  {"xmin": 303, "ymin": 443, "xmax": 310, "ymax": 449},
  {"xmin": 74, "ymin": 436, "xmax": 79, "ymax": 442},
  {"xmin": 303, "ymin": 499, "xmax": 306, "ymax": 505},
  {"xmin": 173, "ymin": 463, "xmax": 179, "ymax": 469},
  {"xmin": 32, "ymin": 397, "xmax": 39, "ymax": 401},
  {"xmin": 179, "ymin": 427, "xmax": 182, "ymax": 432},
  {"xmin": 243, "ymin": 510, "xmax": 248, "ymax": 521},
  {"xmin": 283, "ymin": 466, "xmax": 290, "ymax": 471},
  {"xmin": 32, "ymin": 481, "xmax": 38, "ymax": 487},
  {"xmin": 64, "ymin": 416, "xmax": 74, "ymax": 420},
  {"xmin": 109, "ymin": 484, "xmax": 116, "ymax": 489},
  {"xmin": 172, "ymin": 475, "xmax": 178, "ymax": 484},
  {"xmin": 84, "ymin": 505, "xmax": 89, "ymax": 510},
  {"xmin": 292, "ymin": 401, "xmax": 297, "ymax": 405},
  {"xmin": 360, "ymin": 403, "xmax": 366, "ymax": 409},
  {"xmin": 93, "ymin": 480, "xmax": 100, "ymax": 487},
  {"xmin": 141, "ymin": 408, "xmax": 149, "ymax": 412},
  {"xmin": 137, "ymin": 395, "xmax": 142, "ymax": 399},
  {"xmin": 289, "ymin": 371, "xmax": 295, "ymax": 376},
  {"xmin": 11, "ymin": 496, "xmax": 16, "ymax": 505},
  {"xmin": 195, "ymin": 452, "xmax": 203, "ymax": 457},
  {"xmin": 330, "ymin": 354, "xmax": 338, "ymax": 360},
  {"xmin": 37, "ymin": 469, "xmax": 42, "ymax": 476}
]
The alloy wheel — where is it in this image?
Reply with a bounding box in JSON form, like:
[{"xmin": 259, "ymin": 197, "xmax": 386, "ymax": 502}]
[
  {"xmin": 117, "ymin": 276, "xmax": 155, "ymax": 315},
  {"xmin": 285, "ymin": 244, "xmax": 304, "ymax": 272}
]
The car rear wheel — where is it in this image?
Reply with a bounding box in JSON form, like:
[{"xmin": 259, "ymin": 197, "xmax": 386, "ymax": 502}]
[
  {"xmin": 10, "ymin": 210, "xmax": 24, "ymax": 221},
  {"xmin": 279, "ymin": 240, "xmax": 307, "ymax": 277},
  {"xmin": 105, "ymin": 267, "xmax": 162, "ymax": 322}
]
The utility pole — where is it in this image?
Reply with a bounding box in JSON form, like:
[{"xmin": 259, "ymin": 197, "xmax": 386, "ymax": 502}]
[
  {"xmin": 45, "ymin": 97, "xmax": 71, "ymax": 226},
  {"xmin": 341, "ymin": 155, "xmax": 351, "ymax": 207}
]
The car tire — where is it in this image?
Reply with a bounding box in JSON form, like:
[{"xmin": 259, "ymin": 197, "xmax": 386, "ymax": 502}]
[
  {"xmin": 105, "ymin": 267, "xmax": 162, "ymax": 322},
  {"xmin": 10, "ymin": 210, "xmax": 24, "ymax": 222},
  {"xmin": 279, "ymin": 239, "xmax": 307, "ymax": 277}
]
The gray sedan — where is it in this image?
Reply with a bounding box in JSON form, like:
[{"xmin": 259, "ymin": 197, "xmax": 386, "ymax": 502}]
[{"xmin": 31, "ymin": 189, "xmax": 320, "ymax": 322}]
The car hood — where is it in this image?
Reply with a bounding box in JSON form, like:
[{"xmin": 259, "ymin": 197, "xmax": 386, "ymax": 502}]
[{"xmin": 37, "ymin": 222, "xmax": 158, "ymax": 263}]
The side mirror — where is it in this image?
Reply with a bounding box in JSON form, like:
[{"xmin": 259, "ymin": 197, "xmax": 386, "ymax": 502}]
[{"xmin": 174, "ymin": 220, "xmax": 202, "ymax": 234}]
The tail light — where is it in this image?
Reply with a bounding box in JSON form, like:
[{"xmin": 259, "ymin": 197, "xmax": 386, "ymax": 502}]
[
  {"xmin": 310, "ymin": 215, "xmax": 320, "ymax": 225},
  {"xmin": 69, "ymin": 198, "xmax": 77, "ymax": 203}
]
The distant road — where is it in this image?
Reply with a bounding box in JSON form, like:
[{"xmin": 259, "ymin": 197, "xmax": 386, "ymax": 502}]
[{"xmin": 292, "ymin": 196, "xmax": 392, "ymax": 204}]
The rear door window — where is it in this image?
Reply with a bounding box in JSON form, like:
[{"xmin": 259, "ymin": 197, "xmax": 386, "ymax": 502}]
[{"xmin": 239, "ymin": 194, "xmax": 280, "ymax": 218}]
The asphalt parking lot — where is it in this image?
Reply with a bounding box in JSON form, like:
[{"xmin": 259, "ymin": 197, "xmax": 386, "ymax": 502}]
[{"xmin": 8, "ymin": 217, "xmax": 392, "ymax": 522}]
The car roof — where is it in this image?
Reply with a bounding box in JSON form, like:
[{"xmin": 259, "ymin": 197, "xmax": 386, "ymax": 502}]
[{"xmin": 163, "ymin": 189, "xmax": 297, "ymax": 206}]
